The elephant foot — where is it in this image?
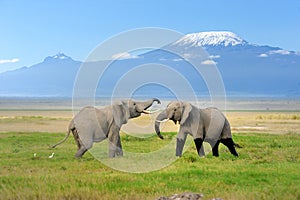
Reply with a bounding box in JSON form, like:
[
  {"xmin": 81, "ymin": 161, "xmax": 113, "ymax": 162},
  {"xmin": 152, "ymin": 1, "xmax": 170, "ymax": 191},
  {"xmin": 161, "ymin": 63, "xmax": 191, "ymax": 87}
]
[
  {"xmin": 212, "ymin": 140, "xmax": 220, "ymax": 157},
  {"xmin": 75, "ymin": 146, "xmax": 89, "ymax": 158},
  {"xmin": 108, "ymin": 151, "xmax": 115, "ymax": 158},
  {"xmin": 221, "ymin": 138, "xmax": 239, "ymax": 157},
  {"xmin": 109, "ymin": 151, "xmax": 123, "ymax": 158},
  {"xmin": 230, "ymin": 149, "xmax": 239, "ymax": 157},
  {"xmin": 109, "ymin": 147, "xmax": 124, "ymax": 158},
  {"xmin": 115, "ymin": 149, "xmax": 123, "ymax": 157}
]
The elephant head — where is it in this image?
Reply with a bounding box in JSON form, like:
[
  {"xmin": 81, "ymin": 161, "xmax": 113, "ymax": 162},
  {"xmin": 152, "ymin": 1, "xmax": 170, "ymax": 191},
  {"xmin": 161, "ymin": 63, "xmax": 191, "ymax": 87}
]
[
  {"xmin": 113, "ymin": 98, "xmax": 161, "ymax": 128},
  {"xmin": 155, "ymin": 101, "xmax": 192, "ymax": 139},
  {"xmin": 128, "ymin": 98, "xmax": 161, "ymax": 118}
]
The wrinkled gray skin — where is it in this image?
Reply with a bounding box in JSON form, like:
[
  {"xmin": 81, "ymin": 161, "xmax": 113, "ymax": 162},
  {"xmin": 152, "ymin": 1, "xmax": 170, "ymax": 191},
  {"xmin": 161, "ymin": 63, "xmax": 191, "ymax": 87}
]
[
  {"xmin": 155, "ymin": 101, "xmax": 239, "ymax": 157},
  {"xmin": 52, "ymin": 98, "xmax": 160, "ymax": 158}
]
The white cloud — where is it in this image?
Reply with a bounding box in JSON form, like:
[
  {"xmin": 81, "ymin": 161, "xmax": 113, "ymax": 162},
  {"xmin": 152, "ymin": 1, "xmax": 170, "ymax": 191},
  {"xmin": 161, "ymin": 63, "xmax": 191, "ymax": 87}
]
[
  {"xmin": 209, "ymin": 55, "xmax": 220, "ymax": 59},
  {"xmin": 201, "ymin": 59, "xmax": 217, "ymax": 65},
  {"xmin": 159, "ymin": 58, "xmax": 167, "ymax": 61},
  {"xmin": 258, "ymin": 49, "xmax": 292, "ymax": 58},
  {"xmin": 111, "ymin": 52, "xmax": 138, "ymax": 60},
  {"xmin": 0, "ymin": 58, "xmax": 20, "ymax": 64},
  {"xmin": 258, "ymin": 53, "xmax": 268, "ymax": 58},
  {"xmin": 183, "ymin": 53, "xmax": 192, "ymax": 59},
  {"xmin": 269, "ymin": 50, "xmax": 291, "ymax": 55},
  {"xmin": 172, "ymin": 58, "xmax": 183, "ymax": 62}
]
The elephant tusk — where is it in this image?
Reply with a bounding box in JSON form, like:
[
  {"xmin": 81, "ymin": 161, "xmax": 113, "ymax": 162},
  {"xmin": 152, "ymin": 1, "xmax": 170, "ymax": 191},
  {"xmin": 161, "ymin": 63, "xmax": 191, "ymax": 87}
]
[
  {"xmin": 142, "ymin": 109, "xmax": 161, "ymax": 114},
  {"xmin": 155, "ymin": 119, "xmax": 169, "ymax": 123}
]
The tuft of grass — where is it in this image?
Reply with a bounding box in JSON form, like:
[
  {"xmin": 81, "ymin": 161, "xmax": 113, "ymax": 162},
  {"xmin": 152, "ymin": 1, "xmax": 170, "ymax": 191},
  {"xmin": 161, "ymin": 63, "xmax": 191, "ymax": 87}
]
[{"xmin": 0, "ymin": 132, "xmax": 299, "ymax": 200}]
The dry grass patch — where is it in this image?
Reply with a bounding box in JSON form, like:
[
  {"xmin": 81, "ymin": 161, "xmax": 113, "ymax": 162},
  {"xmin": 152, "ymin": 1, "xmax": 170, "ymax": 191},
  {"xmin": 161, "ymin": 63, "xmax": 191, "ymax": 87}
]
[{"xmin": 226, "ymin": 111, "xmax": 300, "ymax": 134}]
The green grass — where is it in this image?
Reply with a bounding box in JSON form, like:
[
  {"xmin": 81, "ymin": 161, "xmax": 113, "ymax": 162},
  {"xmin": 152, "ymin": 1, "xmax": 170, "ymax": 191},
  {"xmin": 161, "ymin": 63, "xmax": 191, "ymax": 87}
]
[{"xmin": 0, "ymin": 132, "xmax": 299, "ymax": 200}]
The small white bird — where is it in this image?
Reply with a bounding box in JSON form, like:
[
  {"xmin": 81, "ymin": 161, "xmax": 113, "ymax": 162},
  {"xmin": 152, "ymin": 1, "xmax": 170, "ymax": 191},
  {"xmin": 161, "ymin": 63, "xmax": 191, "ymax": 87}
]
[
  {"xmin": 33, "ymin": 153, "xmax": 37, "ymax": 157},
  {"xmin": 48, "ymin": 152, "xmax": 55, "ymax": 158}
]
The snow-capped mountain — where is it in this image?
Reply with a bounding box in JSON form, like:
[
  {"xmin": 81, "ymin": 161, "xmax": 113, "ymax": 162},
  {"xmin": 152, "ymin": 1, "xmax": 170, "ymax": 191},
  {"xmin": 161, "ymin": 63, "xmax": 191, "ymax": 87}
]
[
  {"xmin": 43, "ymin": 53, "xmax": 74, "ymax": 62},
  {"xmin": 53, "ymin": 53, "xmax": 69, "ymax": 59},
  {"xmin": 167, "ymin": 31, "xmax": 300, "ymax": 96},
  {"xmin": 173, "ymin": 31, "xmax": 248, "ymax": 47},
  {"xmin": 0, "ymin": 53, "xmax": 81, "ymax": 96}
]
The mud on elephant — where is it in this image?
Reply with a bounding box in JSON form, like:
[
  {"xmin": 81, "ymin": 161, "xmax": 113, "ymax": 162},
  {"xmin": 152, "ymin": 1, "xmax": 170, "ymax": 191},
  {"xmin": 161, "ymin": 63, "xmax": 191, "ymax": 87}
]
[
  {"xmin": 52, "ymin": 98, "xmax": 161, "ymax": 158},
  {"xmin": 155, "ymin": 101, "xmax": 240, "ymax": 157}
]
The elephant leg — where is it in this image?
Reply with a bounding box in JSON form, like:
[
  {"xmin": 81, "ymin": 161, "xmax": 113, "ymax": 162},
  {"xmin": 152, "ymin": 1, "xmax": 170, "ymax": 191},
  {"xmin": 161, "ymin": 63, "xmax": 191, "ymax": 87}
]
[
  {"xmin": 108, "ymin": 140, "xmax": 123, "ymax": 157},
  {"xmin": 212, "ymin": 140, "xmax": 220, "ymax": 157},
  {"xmin": 75, "ymin": 146, "xmax": 88, "ymax": 158},
  {"xmin": 75, "ymin": 139, "xmax": 93, "ymax": 158},
  {"xmin": 194, "ymin": 138, "xmax": 205, "ymax": 157},
  {"xmin": 206, "ymin": 138, "xmax": 220, "ymax": 157},
  {"xmin": 220, "ymin": 138, "xmax": 238, "ymax": 156},
  {"xmin": 176, "ymin": 138, "xmax": 185, "ymax": 157},
  {"xmin": 176, "ymin": 129, "xmax": 188, "ymax": 157},
  {"xmin": 72, "ymin": 128, "xmax": 81, "ymax": 150},
  {"xmin": 115, "ymin": 134, "xmax": 123, "ymax": 156},
  {"xmin": 108, "ymin": 137, "xmax": 116, "ymax": 158},
  {"xmin": 176, "ymin": 135, "xmax": 188, "ymax": 157},
  {"xmin": 108, "ymin": 125, "xmax": 122, "ymax": 158}
]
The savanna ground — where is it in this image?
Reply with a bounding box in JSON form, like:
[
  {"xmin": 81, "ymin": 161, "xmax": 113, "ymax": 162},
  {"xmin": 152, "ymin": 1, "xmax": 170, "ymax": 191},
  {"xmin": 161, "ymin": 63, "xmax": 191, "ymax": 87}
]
[{"xmin": 0, "ymin": 100, "xmax": 300, "ymax": 199}]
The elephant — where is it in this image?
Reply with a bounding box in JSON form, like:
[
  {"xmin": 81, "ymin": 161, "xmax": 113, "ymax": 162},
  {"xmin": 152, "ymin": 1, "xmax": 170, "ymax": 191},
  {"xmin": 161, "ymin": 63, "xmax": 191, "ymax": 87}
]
[
  {"xmin": 155, "ymin": 101, "xmax": 240, "ymax": 157},
  {"xmin": 52, "ymin": 98, "xmax": 161, "ymax": 158}
]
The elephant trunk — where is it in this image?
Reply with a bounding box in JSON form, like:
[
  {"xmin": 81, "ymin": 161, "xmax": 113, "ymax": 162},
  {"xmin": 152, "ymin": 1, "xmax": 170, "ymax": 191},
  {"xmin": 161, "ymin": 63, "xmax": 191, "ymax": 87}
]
[
  {"xmin": 138, "ymin": 98, "xmax": 161, "ymax": 113},
  {"xmin": 155, "ymin": 110, "xmax": 168, "ymax": 140},
  {"xmin": 152, "ymin": 98, "xmax": 161, "ymax": 105}
]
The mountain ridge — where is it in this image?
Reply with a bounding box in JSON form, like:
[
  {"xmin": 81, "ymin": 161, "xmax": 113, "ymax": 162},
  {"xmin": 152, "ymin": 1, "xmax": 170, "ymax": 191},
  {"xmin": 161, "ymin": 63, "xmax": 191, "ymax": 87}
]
[{"xmin": 0, "ymin": 31, "xmax": 299, "ymax": 98}]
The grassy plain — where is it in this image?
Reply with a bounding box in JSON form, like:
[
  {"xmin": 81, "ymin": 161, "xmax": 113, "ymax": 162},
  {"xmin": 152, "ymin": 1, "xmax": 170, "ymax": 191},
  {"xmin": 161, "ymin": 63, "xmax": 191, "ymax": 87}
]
[{"xmin": 0, "ymin": 108, "xmax": 300, "ymax": 199}]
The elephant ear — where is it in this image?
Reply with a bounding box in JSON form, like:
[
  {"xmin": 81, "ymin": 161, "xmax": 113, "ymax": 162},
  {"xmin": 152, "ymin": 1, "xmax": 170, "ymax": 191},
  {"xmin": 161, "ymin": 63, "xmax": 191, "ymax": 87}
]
[
  {"xmin": 180, "ymin": 102, "xmax": 192, "ymax": 125},
  {"xmin": 112, "ymin": 101, "xmax": 130, "ymax": 129},
  {"xmin": 180, "ymin": 102, "xmax": 200, "ymax": 137}
]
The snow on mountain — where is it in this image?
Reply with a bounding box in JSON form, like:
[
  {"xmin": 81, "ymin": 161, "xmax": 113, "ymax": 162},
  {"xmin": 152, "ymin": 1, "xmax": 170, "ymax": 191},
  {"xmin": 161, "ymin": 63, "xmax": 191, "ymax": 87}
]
[
  {"xmin": 173, "ymin": 31, "xmax": 248, "ymax": 47},
  {"xmin": 168, "ymin": 31, "xmax": 299, "ymax": 59},
  {"xmin": 53, "ymin": 53, "xmax": 68, "ymax": 59},
  {"xmin": 43, "ymin": 53, "xmax": 73, "ymax": 62}
]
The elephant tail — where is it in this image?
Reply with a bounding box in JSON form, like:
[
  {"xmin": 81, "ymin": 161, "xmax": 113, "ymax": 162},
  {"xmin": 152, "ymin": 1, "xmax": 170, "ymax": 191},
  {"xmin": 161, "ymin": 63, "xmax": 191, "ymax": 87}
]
[
  {"xmin": 51, "ymin": 120, "xmax": 74, "ymax": 148},
  {"xmin": 234, "ymin": 142, "xmax": 242, "ymax": 148}
]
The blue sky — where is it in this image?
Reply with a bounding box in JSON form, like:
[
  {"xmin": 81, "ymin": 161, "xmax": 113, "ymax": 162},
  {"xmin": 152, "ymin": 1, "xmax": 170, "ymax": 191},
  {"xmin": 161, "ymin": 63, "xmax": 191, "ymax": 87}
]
[{"xmin": 0, "ymin": 0, "xmax": 299, "ymax": 73}]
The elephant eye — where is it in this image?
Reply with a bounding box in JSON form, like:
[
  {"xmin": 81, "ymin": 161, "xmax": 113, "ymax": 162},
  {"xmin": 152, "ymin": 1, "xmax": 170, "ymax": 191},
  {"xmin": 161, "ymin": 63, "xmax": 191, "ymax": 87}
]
[
  {"xmin": 174, "ymin": 108, "xmax": 177, "ymax": 111},
  {"xmin": 133, "ymin": 103, "xmax": 136, "ymax": 106}
]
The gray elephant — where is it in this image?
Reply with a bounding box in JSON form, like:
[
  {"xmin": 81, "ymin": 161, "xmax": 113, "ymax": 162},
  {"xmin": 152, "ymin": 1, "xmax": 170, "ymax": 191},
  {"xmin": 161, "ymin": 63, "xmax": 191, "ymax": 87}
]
[
  {"xmin": 52, "ymin": 98, "xmax": 160, "ymax": 158},
  {"xmin": 155, "ymin": 101, "xmax": 239, "ymax": 157}
]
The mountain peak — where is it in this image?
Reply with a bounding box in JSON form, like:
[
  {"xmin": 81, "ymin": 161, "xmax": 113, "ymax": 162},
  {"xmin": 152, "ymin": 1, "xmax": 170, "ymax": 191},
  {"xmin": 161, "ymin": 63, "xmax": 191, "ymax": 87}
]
[
  {"xmin": 44, "ymin": 53, "xmax": 73, "ymax": 62},
  {"xmin": 174, "ymin": 31, "xmax": 248, "ymax": 47},
  {"xmin": 52, "ymin": 53, "xmax": 70, "ymax": 59}
]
